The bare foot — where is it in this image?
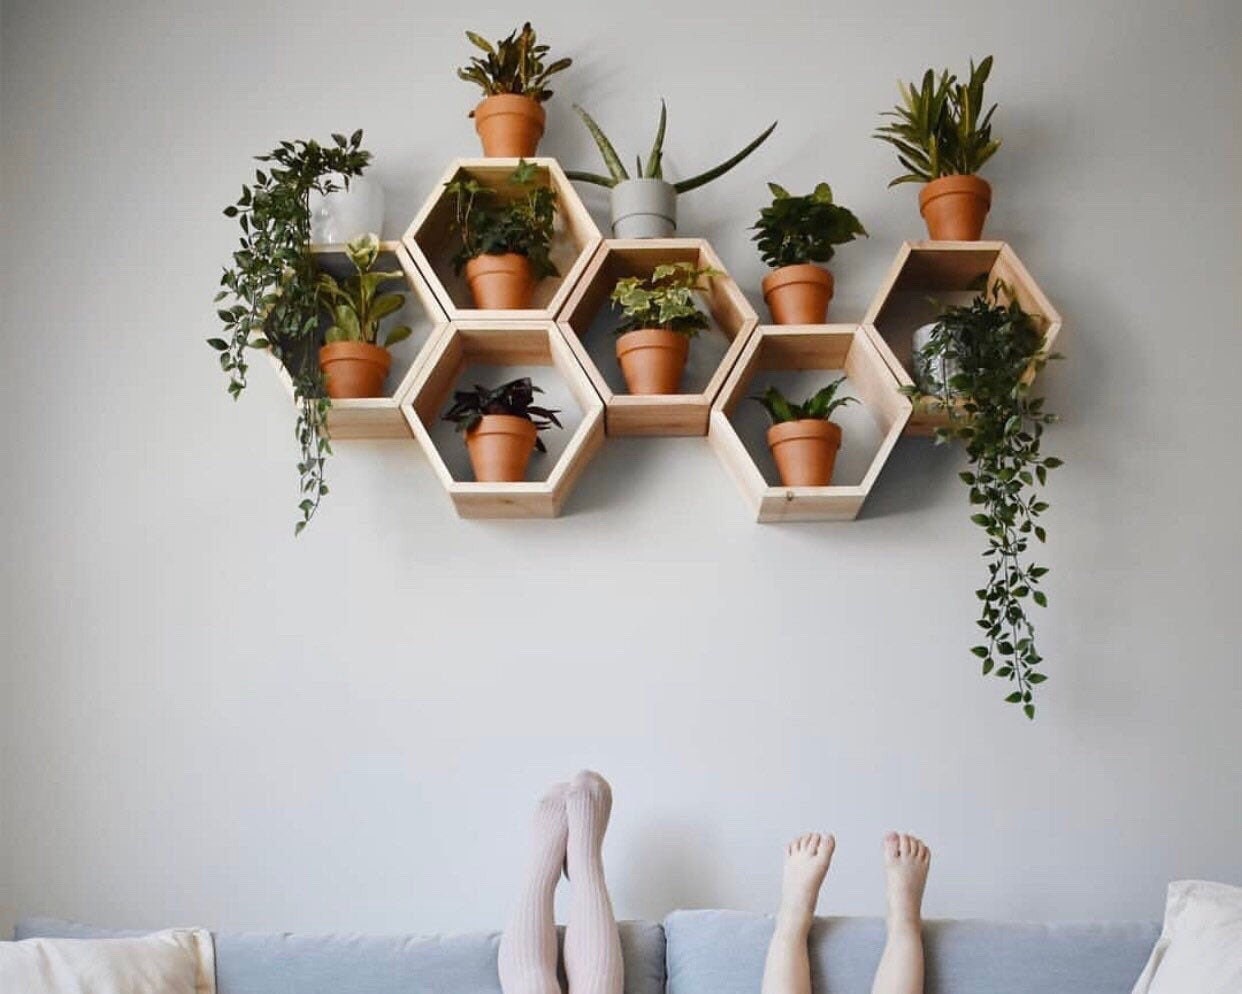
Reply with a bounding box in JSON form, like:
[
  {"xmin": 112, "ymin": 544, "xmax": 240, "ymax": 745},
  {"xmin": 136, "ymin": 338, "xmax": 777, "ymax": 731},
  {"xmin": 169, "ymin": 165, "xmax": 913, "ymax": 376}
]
[
  {"xmin": 778, "ymin": 832, "xmax": 835, "ymax": 928},
  {"xmin": 883, "ymin": 832, "xmax": 930, "ymax": 926}
]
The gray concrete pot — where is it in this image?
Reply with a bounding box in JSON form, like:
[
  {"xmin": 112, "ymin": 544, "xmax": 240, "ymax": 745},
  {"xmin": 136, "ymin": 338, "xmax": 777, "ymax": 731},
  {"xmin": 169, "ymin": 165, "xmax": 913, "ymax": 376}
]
[{"xmin": 610, "ymin": 179, "xmax": 677, "ymax": 239}]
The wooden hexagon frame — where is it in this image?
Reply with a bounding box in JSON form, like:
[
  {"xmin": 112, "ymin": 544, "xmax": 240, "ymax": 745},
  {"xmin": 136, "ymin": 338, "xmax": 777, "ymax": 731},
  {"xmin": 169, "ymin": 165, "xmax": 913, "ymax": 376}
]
[
  {"xmin": 400, "ymin": 321, "xmax": 605, "ymax": 519},
  {"xmin": 863, "ymin": 241, "xmax": 1062, "ymax": 437},
  {"xmin": 402, "ymin": 158, "xmax": 601, "ymax": 322},
  {"xmin": 709, "ymin": 324, "xmax": 913, "ymax": 522},
  {"xmin": 558, "ymin": 238, "xmax": 758, "ymax": 436},
  {"xmin": 266, "ymin": 241, "xmax": 447, "ymax": 439}
]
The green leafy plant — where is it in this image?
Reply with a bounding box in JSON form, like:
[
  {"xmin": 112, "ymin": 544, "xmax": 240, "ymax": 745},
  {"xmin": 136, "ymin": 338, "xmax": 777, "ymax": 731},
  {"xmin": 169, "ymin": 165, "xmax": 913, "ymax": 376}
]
[
  {"xmin": 905, "ymin": 283, "xmax": 1063, "ymax": 719},
  {"xmin": 210, "ymin": 131, "xmax": 371, "ymax": 535},
  {"xmin": 874, "ymin": 55, "xmax": 1001, "ymax": 186},
  {"xmin": 751, "ymin": 183, "xmax": 867, "ymax": 269},
  {"xmin": 456, "ymin": 22, "xmax": 571, "ymax": 108},
  {"xmin": 441, "ymin": 377, "xmax": 563, "ymax": 452},
  {"xmin": 445, "ymin": 159, "xmax": 558, "ymax": 278},
  {"xmin": 752, "ymin": 380, "xmax": 857, "ymax": 423},
  {"xmin": 610, "ymin": 263, "xmax": 721, "ymax": 337},
  {"xmin": 567, "ymin": 100, "xmax": 777, "ymax": 192},
  {"xmin": 316, "ymin": 234, "xmax": 412, "ymax": 348}
]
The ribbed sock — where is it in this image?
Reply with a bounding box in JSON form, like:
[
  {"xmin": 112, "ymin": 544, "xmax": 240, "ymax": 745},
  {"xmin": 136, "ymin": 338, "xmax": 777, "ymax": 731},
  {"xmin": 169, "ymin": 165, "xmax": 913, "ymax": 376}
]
[{"xmin": 563, "ymin": 770, "xmax": 623, "ymax": 994}]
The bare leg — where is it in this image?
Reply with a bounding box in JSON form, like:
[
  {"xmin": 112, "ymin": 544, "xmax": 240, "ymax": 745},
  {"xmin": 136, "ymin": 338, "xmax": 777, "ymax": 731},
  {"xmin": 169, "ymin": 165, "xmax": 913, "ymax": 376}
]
[
  {"xmin": 870, "ymin": 833, "xmax": 931, "ymax": 994},
  {"xmin": 497, "ymin": 783, "xmax": 568, "ymax": 994},
  {"xmin": 563, "ymin": 770, "xmax": 623, "ymax": 994},
  {"xmin": 761, "ymin": 833, "xmax": 835, "ymax": 994}
]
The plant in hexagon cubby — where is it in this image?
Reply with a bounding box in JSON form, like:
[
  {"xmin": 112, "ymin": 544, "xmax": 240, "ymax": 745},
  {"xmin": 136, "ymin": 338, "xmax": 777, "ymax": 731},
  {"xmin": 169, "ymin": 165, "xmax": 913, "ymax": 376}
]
[
  {"xmin": 403, "ymin": 158, "xmax": 600, "ymax": 321},
  {"xmin": 558, "ymin": 239, "xmax": 757, "ymax": 436},
  {"xmin": 709, "ymin": 325, "xmax": 912, "ymax": 522},
  {"xmin": 863, "ymin": 241, "xmax": 1062, "ymax": 437},
  {"xmin": 401, "ymin": 322, "xmax": 604, "ymax": 518}
]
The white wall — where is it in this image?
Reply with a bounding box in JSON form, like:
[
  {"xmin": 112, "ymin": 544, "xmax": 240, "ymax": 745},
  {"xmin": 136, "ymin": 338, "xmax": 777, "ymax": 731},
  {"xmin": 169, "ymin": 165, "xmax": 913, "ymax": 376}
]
[{"xmin": 2, "ymin": 0, "xmax": 1240, "ymax": 939}]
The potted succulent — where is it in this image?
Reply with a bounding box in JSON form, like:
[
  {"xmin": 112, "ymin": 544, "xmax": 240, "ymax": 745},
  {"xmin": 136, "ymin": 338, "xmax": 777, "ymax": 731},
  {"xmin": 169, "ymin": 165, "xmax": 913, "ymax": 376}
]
[
  {"xmin": 905, "ymin": 283, "xmax": 1063, "ymax": 719},
  {"xmin": 752, "ymin": 381, "xmax": 856, "ymax": 486},
  {"xmin": 874, "ymin": 56, "xmax": 1000, "ymax": 240},
  {"xmin": 567, "ymin": 101, "xmax": 777, "ymax": 238},
  {"xmin": 609, "ymin": 263, "xmax": 720, "ymax": 394},
  {"xmin": 457, "ymin": 23, "xmax": 571, "ymax": 157},
  {"xmin": 315, "ymin": 233, "xmax": 413, "ymax": 398},
  {"xmin": 751, "ymin": 182, "xmax": 867, "ymax": 324},
  {"xmin": 446, "ymin": 159, "xmax": 558, "ymax": 310},
  {"xmin": 441, "ymin": 377, "xmax": 562, "ymax": 482}
]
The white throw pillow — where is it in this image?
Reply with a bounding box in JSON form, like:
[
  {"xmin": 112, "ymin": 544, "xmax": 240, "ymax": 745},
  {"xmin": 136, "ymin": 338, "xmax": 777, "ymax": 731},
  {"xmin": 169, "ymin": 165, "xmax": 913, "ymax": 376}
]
[
  {"xmin": 1132, "ymin": 880, "xmax": 1242, "ymax": 994},
  {"xmin": 0, "ymin": 929, "xmax": 215, "ymax": 994}
]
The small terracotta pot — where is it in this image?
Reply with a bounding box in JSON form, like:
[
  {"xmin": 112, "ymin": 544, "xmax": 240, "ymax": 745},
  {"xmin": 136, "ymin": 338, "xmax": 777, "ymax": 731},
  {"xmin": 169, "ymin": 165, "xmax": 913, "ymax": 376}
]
[
  {"xmin": 919, "ymin": 175, "xmax": 992, "ymax": 240},
  {"xmin": 319, "ymin": 341, "xmax": 391, "ymax": 399},
  {"xmin": 465, "ymin": 253, "xmax": 535, "ymax": 310},
  {"xmin": 767, "ymin": 419, "xmax": 842, "ymax": 487},
  {"xmin": 761, "ymin": 264, "xmax": 835, "ymax": 324},
  {"xmin": 615, "ymin": 328, "xmax": 690, "ymax": 395},
  {"xmin": 465, "ymin": 414, "xmax": 538, "ymax": 482},
  {"xmin": 473, "ymin": 94, "xmax": 546, "ymax": 157}
]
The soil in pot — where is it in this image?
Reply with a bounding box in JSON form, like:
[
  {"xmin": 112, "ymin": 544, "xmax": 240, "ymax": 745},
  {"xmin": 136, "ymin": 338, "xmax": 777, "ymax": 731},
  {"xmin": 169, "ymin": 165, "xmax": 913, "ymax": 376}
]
[
  {"xmin": 465, "ymin": 414, "xmax": 538, "ymax": 482},
  {"xmin": 615, "ymin": 328, "xmax": 690, "ymax": 394},
  {"xmin": 319, "ymin": 341, "xmax": 391, "ymax": 399},
  {"xmin": 610, "ymin": 179, "xmax": 677, "ymax": 239},
  {"xmin": 464, "ymin": 253, "xmax": 535, "ymax": 309},
  {"xmin": 473, "ymin": 95, "xmax": 546, "ymax": 157},
  {"xmin": 761, "ymin": 264, "xmax": 835, "ymax": 324},
  {"xmin": 919, "ymin": 175, "xmax": 992, "ymax": 240},
  {"xmin": 767, "ymin": 419, "xmax": 842, "ymax": 487}
]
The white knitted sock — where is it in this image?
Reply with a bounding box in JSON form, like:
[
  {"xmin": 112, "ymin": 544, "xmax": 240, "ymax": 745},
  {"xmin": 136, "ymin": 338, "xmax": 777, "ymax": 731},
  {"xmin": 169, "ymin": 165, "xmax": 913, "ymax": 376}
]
[{"xmin": 563, "ymin": 770, "xmax": 623, "ymax": 994}]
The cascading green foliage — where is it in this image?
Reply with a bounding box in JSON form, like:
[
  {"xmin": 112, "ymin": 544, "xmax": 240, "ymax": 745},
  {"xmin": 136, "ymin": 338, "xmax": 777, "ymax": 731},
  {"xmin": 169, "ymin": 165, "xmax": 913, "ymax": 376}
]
[
  {"xmin": 441, "ymin": 377, "xmax": 563, "ymax": 453},
  {"xmin": 907, "ymin": 283, "xmax": 1063, "ymax": 719},
  {"xmin": 210, "ymin": 131, "xmax": 370, "ymax": 535},
  {"xmin": 445, "ymin": 159, "xmax": 558, "ymax": 278},
  {"xmin": 752, "ymin": 381, "xmax": 857, "ymax": 424},
  {"xmin": 456, "ymin": 22, "xmax": 571, "ymax": 106},
  {"xmin": 567, "ymin": 100, "xmax": 777, "ymax": 193},
  {"xmin": 316, "ymin": 234, "xmax": 413, "ymax": 348},
  {"xmin": 751, "ymin": 183, "xmax": 868, "ymax": 269},
  {"xmin": 610, "ymin": 263, "xmax": 721, "ymax": 337},
  {"xmin": 874, "ymin": 55, "xmax": 1001, "ymax": 186}
]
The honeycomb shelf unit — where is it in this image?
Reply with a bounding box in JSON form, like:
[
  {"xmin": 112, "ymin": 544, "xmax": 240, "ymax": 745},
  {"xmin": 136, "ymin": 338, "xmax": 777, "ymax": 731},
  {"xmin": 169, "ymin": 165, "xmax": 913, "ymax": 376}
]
[
  {"xmin": 400, "ymin": 321, "xmax": 605, "ymax": 519},
  {"xmin": 558, "ymin": 238, "xmax": 758, "ymax": 436},
  {"xmin": 265, "ymin": 241, "xmax": 447, "ymax": 439},
  {"xmin": 402, "ymin": 158, "xmax": 601, "ymax": 322},
  {"xmin": 863, "ymin": 241, "xmax": 1062, "ymax": 437},
  {"xmin": 709, "ymin": 324, "xmax": 913, "ymax": 522}
]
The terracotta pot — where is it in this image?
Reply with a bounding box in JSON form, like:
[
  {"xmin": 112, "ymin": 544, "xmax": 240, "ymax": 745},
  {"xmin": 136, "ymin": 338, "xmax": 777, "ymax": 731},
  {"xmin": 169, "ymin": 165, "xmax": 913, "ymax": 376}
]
[
  {"xmin": 318, "ymin": 341, "xmax": 391, "ymax": 399},
  {"xmin": 761, "ymin": 264, "xmax": 835, "ymax": 324},
  {"xmin": 473, "ymin": 94, "xmax": 546, "ymax": 157},
  {"xmin": 465, "ymin": 414, "xmax": 538, "ymax": 482},
  {"xmin": 615, "ymin": 328, "xmax": 690, "ymax": 395},
  {"xmin": 767, "ymin": 419, "xmax": 842, "ymax": 487},
  {"xmin": 465, "ymin": 253, "xmax": 535, "ymax": 310},
  {"xmin": 919, "ymin": 175, "xmax": 992, "ymax": 240}
]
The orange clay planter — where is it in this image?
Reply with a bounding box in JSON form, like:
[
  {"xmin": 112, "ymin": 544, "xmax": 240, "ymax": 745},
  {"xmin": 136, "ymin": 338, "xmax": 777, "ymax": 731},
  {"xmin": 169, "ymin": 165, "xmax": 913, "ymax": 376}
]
[
  {"xmin": 464, "ymin": 253, "xmax": 535, "ymax": 309},
  {"xmin": 465, "ymin": 414, "xmax": 538, "ymax": 482},
  {"xmin": 767, "ymin": 419, "xmax": 842, "ymax": 487},
  {"xmin": 474, "ymin": 95, "xmax": 546, "ymax": 157},
  {"xmin": 615, "ymin": 329, "xmax": 690, "ymax": 395},
  {"xmin": 919, "ymin": 175, "xmax": 992, "ymax": 240},
  {"xmin": 319, "ymin": 341, "xmax": 392, "ymax": 398},
  {"xmin": 762, "ymin": 264, "xmax": 835, "ymax": 324}
]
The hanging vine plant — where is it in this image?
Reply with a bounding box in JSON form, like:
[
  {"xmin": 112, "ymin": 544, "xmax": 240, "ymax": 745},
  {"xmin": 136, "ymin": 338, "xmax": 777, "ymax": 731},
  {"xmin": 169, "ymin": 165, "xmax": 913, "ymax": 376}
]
[
  {"xmin": 908, "ymin": 283, "xmax": 1063, "ymax": 719},
  {"xmin": 210, "ymin": 132, "xmax": 371, "ymax": 534}
]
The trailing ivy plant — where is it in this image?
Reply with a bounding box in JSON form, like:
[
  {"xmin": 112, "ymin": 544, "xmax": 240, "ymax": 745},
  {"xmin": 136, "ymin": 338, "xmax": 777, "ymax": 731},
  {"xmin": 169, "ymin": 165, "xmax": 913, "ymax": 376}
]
[
  {"xmin": 210, "ymin": 131, "xmax": 371, "ymax": 534},
  {"xmin": 751, "ymin": 183, "xmax": 867, "ymax": 269},
  {"xmin": 441, "ymin": 377, "xmax": 562, "ymax": 452},
  {"xmin": 445, "ymin": 159, "xmax": 558, "ymax": 278},
  {"xmin": 610, "ymin": 263, "xmax": 721, "ymax": 336},
  {"xmin": 907, "ymin": 283, "xmax": 1062, "ymax": 719},
  {"xmin": 316, "ymin": 233, "xmax": 413, "ymax": 348},
  {"xmin": 752, "ymin": 380, "xmax": 856, "ymax": 423},
  {"xmin": 457, "ymin": 22, "xmax": 571, "ymax": 106}
]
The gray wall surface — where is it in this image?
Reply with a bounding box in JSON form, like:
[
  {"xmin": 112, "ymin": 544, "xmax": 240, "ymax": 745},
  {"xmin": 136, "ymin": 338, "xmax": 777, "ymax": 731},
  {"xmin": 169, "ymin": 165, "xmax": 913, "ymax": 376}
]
[{"xmin": 1, "ymin": 0, "xmax": 1239, "ymax": 938}]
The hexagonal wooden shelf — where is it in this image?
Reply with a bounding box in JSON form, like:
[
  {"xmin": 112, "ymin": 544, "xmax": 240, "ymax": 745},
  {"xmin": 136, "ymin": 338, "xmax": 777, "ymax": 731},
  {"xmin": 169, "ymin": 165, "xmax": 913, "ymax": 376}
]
[
  {"xmin": 709, "ymin": 324, "xmax": 913, "ymax": 522},
  {"xmin": 557, "ymin": 238, "xmax": 758, "ymax": 436},
  {"xmin": 402, "ymin": 158, "xmax": 601, "ymax": 322},
  {"xmin": 400, "ymin": 321, "xmax": 605, "ymax": 518},
  {"xmin": 265, "ymin": 241, "xmax": 447, "ymax": 439},
  {"xmin": 863, "ymin": 241, "xmax": 1062, "ymax": 437}
]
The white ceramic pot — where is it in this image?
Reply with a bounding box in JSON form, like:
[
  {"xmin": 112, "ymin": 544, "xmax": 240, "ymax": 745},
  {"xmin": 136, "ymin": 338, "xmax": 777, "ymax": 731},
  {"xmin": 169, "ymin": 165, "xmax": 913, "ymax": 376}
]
[
  {"xmin": 610, "ymin": 179, "xmax": 677, "ymax": 239},
  {"xmin": 310, "ymin": 175, "xmax": 385, "ymax": 245},
  {"xmin": 911, "ymin": 322, "xmax": 961, "ymax": 394}
]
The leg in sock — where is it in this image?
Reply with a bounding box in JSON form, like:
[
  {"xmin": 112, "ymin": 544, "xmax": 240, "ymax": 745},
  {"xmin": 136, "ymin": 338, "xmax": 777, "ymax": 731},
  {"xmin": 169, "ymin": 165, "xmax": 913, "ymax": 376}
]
[
  {"xmin": 562, "ymin": 770, "xmax": 623, "ymax": 994},
  {"xmin": 761, "ymin": 832, "xmax": 835, "ymax": 994},
  {"xmin": 870, "ymin": 833, "xmax": 931, "ymax": 994},
  {"xmin": 498, "ymin": 783, "xmax": 569, "ymax": 994}
]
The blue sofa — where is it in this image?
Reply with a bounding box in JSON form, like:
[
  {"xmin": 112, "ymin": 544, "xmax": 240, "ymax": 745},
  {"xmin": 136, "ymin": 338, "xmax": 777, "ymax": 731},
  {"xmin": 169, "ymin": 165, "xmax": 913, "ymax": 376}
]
[{"xmin": 15, "ymin": 911, "xmax": 1157, "ymax": 993}]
